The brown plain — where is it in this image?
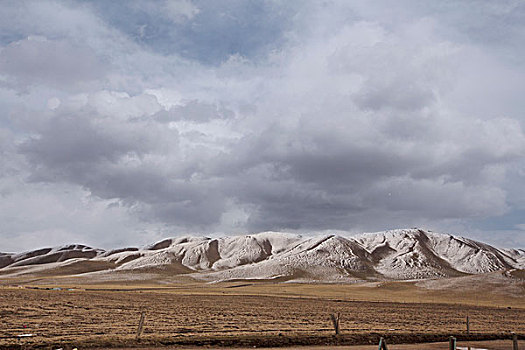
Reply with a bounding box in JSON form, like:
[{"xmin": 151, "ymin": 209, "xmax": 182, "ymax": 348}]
[{"xmin": 1, "ymin": 279, "xmax": 524, "ymax": 349}]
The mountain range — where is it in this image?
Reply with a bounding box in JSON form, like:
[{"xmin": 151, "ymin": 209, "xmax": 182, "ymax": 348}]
[{"xmin": 1, "ymin": 229, "xmax": 524, "ymax": 283}]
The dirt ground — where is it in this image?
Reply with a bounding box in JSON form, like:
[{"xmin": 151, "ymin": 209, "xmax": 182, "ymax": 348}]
[
  {"xmin": 1, "ymin": 285, "xmax": 523, "ymax": 349},
  {"xmin": 109, "ymin": 340, "xmax": 521, "ymax": 349}
]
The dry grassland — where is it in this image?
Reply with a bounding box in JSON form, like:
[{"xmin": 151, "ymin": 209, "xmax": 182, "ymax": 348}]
[
  {"xmin": 110, "ymin": 340, "xmax": 522, "ymax": 350},
  {"xmin": 1, "ymin": 281, "xmax": 524, "ymax": 349}
]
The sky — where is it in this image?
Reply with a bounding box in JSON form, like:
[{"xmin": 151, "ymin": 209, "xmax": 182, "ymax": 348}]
[{"xmin": 1, "ymin": 0, "xmax": 525, "ymax": 252}]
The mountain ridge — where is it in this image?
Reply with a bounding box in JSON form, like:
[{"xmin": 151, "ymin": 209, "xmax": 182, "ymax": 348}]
[{"xmin": 1, "ymin": 228, "xmax": 524, "ymax": 283}]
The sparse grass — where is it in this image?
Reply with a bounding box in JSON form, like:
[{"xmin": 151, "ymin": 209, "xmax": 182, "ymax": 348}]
[
  {"xmin": 0, "ymin": 281, "xmax": 524, "ymax": 349},
  {"xmin": 510, "ymin": 269, "xmax": 525, "ymax": 280},
  {"xmin": 4, "ymin": 271, "xmax": 524, "ymax": 307}
]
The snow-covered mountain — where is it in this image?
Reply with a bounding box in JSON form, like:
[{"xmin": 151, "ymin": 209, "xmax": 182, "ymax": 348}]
[{"xmin": 1, "ymin": 229, "xmax": 524, "ymax": 282}]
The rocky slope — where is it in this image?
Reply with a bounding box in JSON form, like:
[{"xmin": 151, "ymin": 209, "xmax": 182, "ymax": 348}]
[{"xmin": 1, "ymin": 229, "xmax": 523, "ymax": 282}]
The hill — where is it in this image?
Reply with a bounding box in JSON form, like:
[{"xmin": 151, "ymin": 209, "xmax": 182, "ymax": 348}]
[{"xmin": 1, "ymin": 229, "xmax": 523, "ymax": 283}]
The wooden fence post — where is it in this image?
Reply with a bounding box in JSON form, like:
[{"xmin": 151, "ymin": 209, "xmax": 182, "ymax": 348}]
[
  {"xmin": 512, "ymin": 333, "xmax": 518, "ymax": 350},
  {"xmin": 329, "ymin": 313, "xmax": 340, "ymax": 335},
  {"xmin": 449, "ymin": 336, "xmax": 456, "ymax": 350},
  {"xmin": 466, "ymin": 315, "xmax": 470, "ymax": 335},
  {"xmin": 378, "ymin": 337, "xmax": 389, "ymax": 350},
  {"xmin": 136, "ymin": 311, "xmax": 145, "ymax": 340}
]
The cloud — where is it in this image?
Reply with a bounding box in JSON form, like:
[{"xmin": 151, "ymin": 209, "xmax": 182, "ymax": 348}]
[
  {"xmin": 0, "ymin": 179, "xmax": 166, "ymax": 252},
  {"xmin": 153, "ymin": 100, "xmax": 234, "ymax": 123},
  {"xmin": 163, "ymin": 0, "xmax": 200, "ymax": 23},
  {"xmin": 86, "ymin": 0, "xmax": 295, "ymax": 64},
  {"xmin": 1, "ymin": 1, "xmax": 525, "ymax": 250},
  {"xmin": 0, "ymin": 36, "xmax": 109, "ymax": 89}
]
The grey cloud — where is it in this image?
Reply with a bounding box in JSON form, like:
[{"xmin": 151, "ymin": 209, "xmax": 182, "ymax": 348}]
[
  {"xmin": 0, "ymin": 37, "xmax": 108, "ymax": 89},
  {"xmin": 153, "ymin": 100, "xmax": 234, "ymax": 123},
  {"xmin": 228, "ymin": 175, "xmax": 365, "ymax": 232},
  {"xmin": 81, "ymin": 167, "xmax": 226, "ymax": 228},
  {"xmin": 20, "ymin": 115, "xmax": 130, "ymax": 169},
  {"xmin": 231, "ymin": 132, "xmax": 416, "ymax": 187},
  {"xmin": 355, "ymin": 80, "xmax": 435, "ymax": 112},
  {"xmin": 16, "ymin": 102, "xmax": 228, "ymax": 229},
  {"xmin": 212, "ymin": 115, "xmax": 520, "ymax": 232},
  {"xmin": 363, "ymin": 177, "xmax": 507, "ymax": 219},
  {"xmin": 18, "ymin": 107, "xmax": 167, "ymax": 175}
]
